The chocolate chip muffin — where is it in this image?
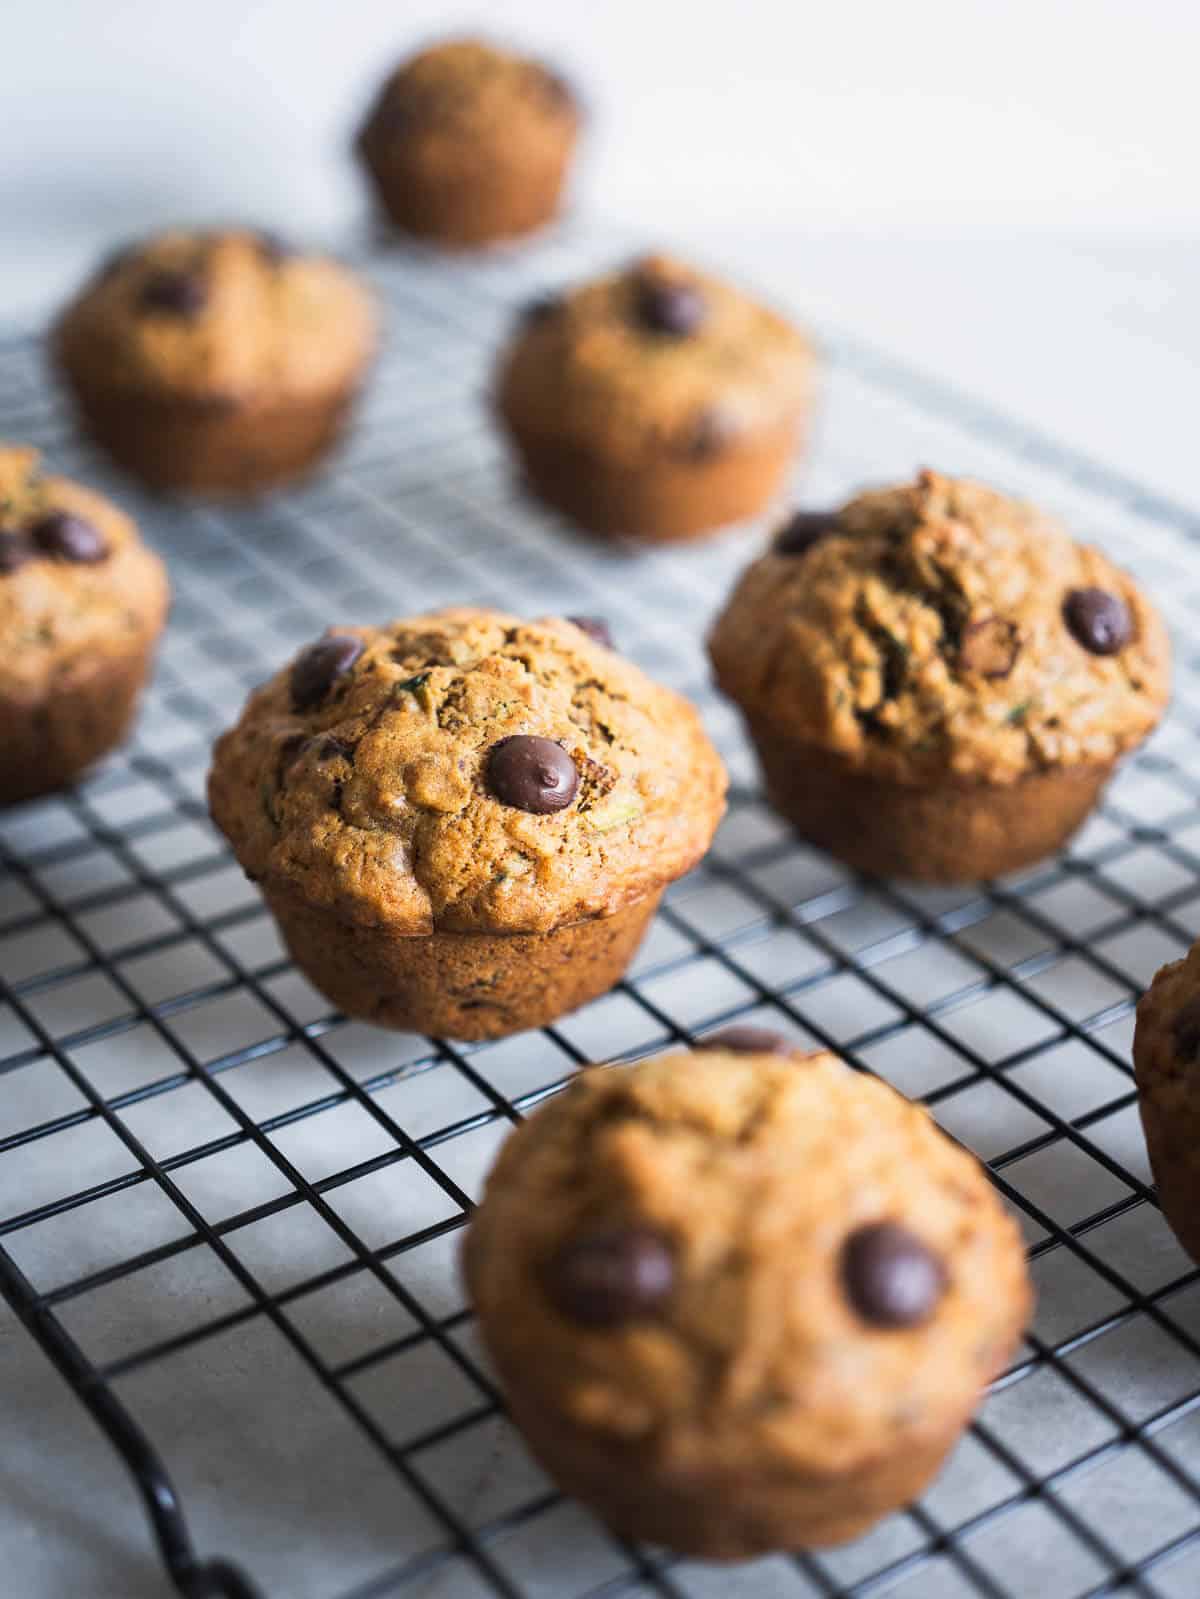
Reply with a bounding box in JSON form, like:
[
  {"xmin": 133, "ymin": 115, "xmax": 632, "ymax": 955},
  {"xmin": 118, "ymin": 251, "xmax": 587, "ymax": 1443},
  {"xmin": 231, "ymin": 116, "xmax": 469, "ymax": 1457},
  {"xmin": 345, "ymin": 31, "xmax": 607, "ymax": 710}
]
[
  {"xmin": 52, "ymin": 228, "xmax": 377, "ymax": 497},
  {"xmin": 708, "ymin": 470, "xmax": 1170, "ymax": 881},
  {"xmin": 494, "ymin": 254, "xmax": 816, "ymax": 544},
  {"xmin": 463, "ymin": 1039, "xmax": 1031, "ymax": 1558},
  {"xmin": 0, "ymin": 445, "xmax": 169, "ymax": 806},
  {"xmin": 208, "ymin": 608, "xmax": 726, "ymax": 1040},
  {"xmin": 1133, "ymin": 942, "xmax": 1200, "ymax": 1263},
  {"xmin": 356, "ymin": 37, "xmax": 580, "ymax": 248}
]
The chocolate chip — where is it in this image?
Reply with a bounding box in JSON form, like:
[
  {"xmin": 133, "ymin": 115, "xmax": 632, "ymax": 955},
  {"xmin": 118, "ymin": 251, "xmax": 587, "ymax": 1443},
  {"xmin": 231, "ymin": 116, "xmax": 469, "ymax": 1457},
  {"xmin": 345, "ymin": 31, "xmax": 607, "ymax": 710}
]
[
  {"xmin": 311, "ymin": 734, "xmax": 354, "ymax": 763},
  {"xmin": 1063, "ymin": 588, "xmax": 1132, "ymax": 656},
  {"xmin": 0, "ymin": 532, "xmax": 32, "ymax": 574},
  {"xmin": 566, "ymin": 615, "xmax": 613, "ymax": 649},
  {"xmin": 959, "ymin": 616, "xmax": 1020, "ymax": 679},
  {"xmin": 29, "ymin": 512, "xmax": 107, "ymax": 564},
  {"xmin": 679, "ymin": 408, "xmax": 731, "ymax": 462},
  {"xmin": 97, "ymin": 244, "xmax": 133, "ymax": 282},
  {"xmin": 698, "ymin": 1025, "xmax": 792, "ymax": 1055},
  {"xmin": 841, "ymin": 1222, "xmax": 946, "ymax": 1329},
  {"xmin": 257, "ymin": 231, "xmax": 296, "ymax": 265},
  {"xmin": 487, "ymin": 735, "xmax": 579, "ymax": 814},
  {"xmin": 634, "ymin": 274, "xmax": 706, "ymax": 338},
  {"xmin": 371, "ymin": 97, "xmax": 410, "ymax": 139},
  {"xmin": 290, "ymin": 635, "xmax": 364, "ymax": 711},
  {"xmin": 520, "ymin": 293, "xmax": 562, "ymax": 326},
  {"xmin": 139, "ymin": 270, "xmax": 207, "ymax": 316},
  {"xmin": 546, "ymin": 1226, "xmax": 675, "ymax": 1326},
  {"xmin": 776, "ymin": 510, "xmax": 838, "ymax": 556},
  {"xmin": 1174, "ymin": 996, "xmax": 1200, "ymax": 1059},
  {"xmin": 536, "ymin": 65, "xmax": 576, "ymax": 112}
]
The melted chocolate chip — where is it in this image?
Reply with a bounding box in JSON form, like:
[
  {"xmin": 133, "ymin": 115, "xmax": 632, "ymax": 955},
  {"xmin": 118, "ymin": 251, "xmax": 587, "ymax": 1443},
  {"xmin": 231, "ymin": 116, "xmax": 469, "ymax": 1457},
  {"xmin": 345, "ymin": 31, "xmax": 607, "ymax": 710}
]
[
  {"xmin": 566, "ymin": 615, "xmax": 613, "ymax": 649},
  {"xmin": 959, "ymin": 616, "xmax": 1020, "ymax": 679},
  {"xmin": 310, "ymin": 734, "xmax": 355, "ymax": 763},
  {"xmin": 0, "ymin": 532, "xmax": 32, "ymax": 574},
  {"xmin": 776, "ymin": 510, "xmax": 838, "ymax": 556},
  {"xmin": 139, "ymin": 270, "xmax": 207, "ymax": 317},
  {"xmin": 536, "ymin": 65, "xmax": 576, "ymax": 112},
  {"xmin": 679, "ymin": 408, "xmax": 731, "ymax": 462},
  {"xmin": 97, "ymin": 243, "xmax": 133, "ymax": 282},
  {"xmin": 1063, "ymin": 588, "xmax": 1132, "ymax": 656},
  {"xmin": 634, "ymin": 274, "xmax": 706, "ymax": 337},
  {"xmin": 487, "ymin": 735, "xmax": 579, "ymax": 814},
  {"xmin": 371, "ymin": 97, "xmax": 410, "ymax": 139},
  {"xmin": 30, "ymin": 511, "xmax": 108, "ymax": 564},
  {"xmin": 289, "ymin": 635, "xmax": 364, "ymax": 711},
  {"xmin": 257, "ymin": 231, "xmax": 296, "ymax": 265},
  {"xmin": 841, "ymin": 1222, "xmax": 946, "ymax": 1329},
  {"xmin": 546, "ymin": 1226, "xmax": 675, "ymax": 1326},
  {"xmin": 698, "ymin": 1025, "xmax": 792, "ymax": 1055},
  {"xmin": 520, "ymin": 293, "xmax": 562, "ymax": 326},
  {"xmin": 1174, "ymin": 996, "xmax": 1200, "ymax": 1059}
]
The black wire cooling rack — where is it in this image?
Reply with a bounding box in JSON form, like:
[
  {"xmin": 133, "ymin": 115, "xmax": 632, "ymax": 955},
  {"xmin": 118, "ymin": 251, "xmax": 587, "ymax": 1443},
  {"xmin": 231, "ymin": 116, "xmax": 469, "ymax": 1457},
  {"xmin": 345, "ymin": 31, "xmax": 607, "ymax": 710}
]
[{"xmin": 3, "ymin": 230, "xmax": 1200, "ymax": 1599}]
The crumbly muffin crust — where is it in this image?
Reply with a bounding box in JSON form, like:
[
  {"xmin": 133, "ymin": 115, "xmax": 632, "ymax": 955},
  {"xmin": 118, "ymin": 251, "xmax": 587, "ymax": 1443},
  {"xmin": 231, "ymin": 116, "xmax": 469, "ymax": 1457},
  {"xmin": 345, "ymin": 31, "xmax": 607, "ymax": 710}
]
[
  {"xmin": 0, "ymin": 445, "xmax": 168, "ymax": 707},
  {"xmin": 709, "ymin": 470, "xmax": 1170, "ymax": 786},
  {"xmin": 360, "ymin": 36, "xmax": 577, "ymax": 155},
  {"xmin": 53, "ymin": 228, "xmax": 377, "ymax": 405},
  {"xmin": 495, "ymin": 254, "xmax": 815, "ymax": 469},
  {"xmin": 208, "ymin": 608, "xmax": 727, "ymax": 936},
  {"xmin": 465, "ymin": 1047, "xmax": 1030, "ymax": 1553},
  {"xmin": 357, "ymin": 37, "xmax": 580, "ymax": 247}
]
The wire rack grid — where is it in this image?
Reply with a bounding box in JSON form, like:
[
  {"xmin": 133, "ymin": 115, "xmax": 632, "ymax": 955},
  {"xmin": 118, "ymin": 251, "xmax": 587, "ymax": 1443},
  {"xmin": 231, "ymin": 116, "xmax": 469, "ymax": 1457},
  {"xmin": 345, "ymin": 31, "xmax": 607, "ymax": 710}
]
[{"xmin": 3, "ymin": 229, "xmax": 1200, "ymax": 1599}]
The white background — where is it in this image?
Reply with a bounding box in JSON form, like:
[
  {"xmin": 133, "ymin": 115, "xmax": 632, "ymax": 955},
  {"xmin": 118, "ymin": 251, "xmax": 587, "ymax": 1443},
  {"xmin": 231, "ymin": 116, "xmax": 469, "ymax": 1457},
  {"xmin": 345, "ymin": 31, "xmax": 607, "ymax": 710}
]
[
  {"xmin": 4, "ymin": 0, "xmax": 1200, "ymax": 500},
  {"xmin": 4, "ymin": 6, "xmax": 1200, "ymax": 1596},
  {"xmin": 5, "ymin": 0, "xmax": 1200, "ymax": 309}
]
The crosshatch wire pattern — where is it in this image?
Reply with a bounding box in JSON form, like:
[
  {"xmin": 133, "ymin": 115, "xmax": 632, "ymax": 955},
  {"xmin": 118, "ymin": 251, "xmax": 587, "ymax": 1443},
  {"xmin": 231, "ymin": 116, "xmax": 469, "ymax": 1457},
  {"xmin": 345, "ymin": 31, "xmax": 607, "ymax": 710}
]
[{"xmin": 4, "ymin": 232, "xmax": 1200, "ymax": 1599}]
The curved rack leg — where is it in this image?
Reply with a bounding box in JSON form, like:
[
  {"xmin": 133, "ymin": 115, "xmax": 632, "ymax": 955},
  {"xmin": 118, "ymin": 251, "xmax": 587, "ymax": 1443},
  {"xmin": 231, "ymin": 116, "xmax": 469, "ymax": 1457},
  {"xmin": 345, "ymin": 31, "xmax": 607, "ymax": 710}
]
[{"xmin": 0, "ymin": 1244, "xmax": 263, "ymax": 1599}]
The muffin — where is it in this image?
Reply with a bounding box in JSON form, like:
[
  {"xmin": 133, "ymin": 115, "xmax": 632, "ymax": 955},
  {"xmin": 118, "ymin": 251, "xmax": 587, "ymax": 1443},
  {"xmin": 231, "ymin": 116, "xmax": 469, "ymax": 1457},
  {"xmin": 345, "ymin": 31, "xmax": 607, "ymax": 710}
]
[
  {"xmin": 463, "ymin": 1038, "xmax": 1031, "ymax": 1558},
  {"xmin": 0, "ymin": 444, "xmax": 169, "ymax": 806},
  {"xmin": 494, "ymin": 254, "xmax": 816, "ymax": 543},
  {"xmin": 208, "ymin": 608, "xmax": 726, "ymax": 1040},
  {"xmin": 709, "ymin": 469, "xmax": 1170, "ymax": 881},
  {"xmin": 1133, "ymin": 942, "xmax": 1200, "ymax": 1263},
  {"xmin": 53, "ymin": 228, "xmax": 377, "ymax": 497},
  {"xmin": 356, "ymin": 37, "xmax": 580, "ymax": 248}
]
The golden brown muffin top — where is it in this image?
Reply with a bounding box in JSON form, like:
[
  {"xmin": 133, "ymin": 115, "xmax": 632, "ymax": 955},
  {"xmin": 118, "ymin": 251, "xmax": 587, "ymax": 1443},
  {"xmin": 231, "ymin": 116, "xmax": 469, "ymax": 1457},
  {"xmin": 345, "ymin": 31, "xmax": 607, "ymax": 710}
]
[
  {"xmin": 53, "ymin": 229, "xmax": 377, "ymax": 404},
  {"xmin": 358, "ymin": 37, "xmax": 578, "ymax": 158},
  {"xmin": 464, "ymin": 1046, "xmax": 1031, "ymax": 1471},
  {"xmin": 0, "ymin": 445, "xmax": 169, "ymax": 702},
  {"xmin": 494, "ymin": 255, "xmax": 816, "ymax": 467},
  {"xmin": 208, "ymin": 607, "xmax": 727, "ymax": 936},
  {"xmin": 708, "ymin": 469, "xmax": 1171, "ymax": 785}
]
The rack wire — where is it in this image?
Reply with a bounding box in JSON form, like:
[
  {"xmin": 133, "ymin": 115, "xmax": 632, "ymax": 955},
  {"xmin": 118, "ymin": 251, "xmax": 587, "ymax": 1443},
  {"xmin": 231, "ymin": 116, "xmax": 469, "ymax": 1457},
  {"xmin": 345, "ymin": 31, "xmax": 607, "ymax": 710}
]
[{"xmin": 2, "ymin": 228, "xmax": 1200, "ymax": 1599}]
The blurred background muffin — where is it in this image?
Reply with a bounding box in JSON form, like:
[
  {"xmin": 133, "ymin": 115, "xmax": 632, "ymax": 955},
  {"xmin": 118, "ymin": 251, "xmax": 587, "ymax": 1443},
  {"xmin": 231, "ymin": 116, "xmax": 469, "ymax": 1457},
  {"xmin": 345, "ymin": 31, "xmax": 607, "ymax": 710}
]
[
  {"xmin": 356, "ymin": 36, "xmax": 581, "ymax": 247},
  {"xmin": 53, "ymin": 228, "xmax": 377, "ymax": 497},
  {"xmin": 495, "ymin": 254, "xmax": 816, "ymax": 542},
  {"xmin": 0, "ymin": 444, "xmax": 168, "ymax": 804}
]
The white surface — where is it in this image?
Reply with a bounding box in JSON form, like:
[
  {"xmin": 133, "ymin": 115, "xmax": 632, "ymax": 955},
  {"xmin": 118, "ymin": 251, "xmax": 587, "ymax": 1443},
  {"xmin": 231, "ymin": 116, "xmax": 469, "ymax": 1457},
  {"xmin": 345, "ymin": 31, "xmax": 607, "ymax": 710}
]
[
  {"xmin": 2, "ymin": 229, "xmax": 1200, "ymax": 1598},
  {"xmin": 4, "ymin": 6, "xmax": 1200, "ymax": 1586},
  {"xmin": 705, "ymin": 231, "xmax": 1200, "ymax": 510},
  {"xmin": 5, "ymin": 0, "xmax": 1200, "ymax": 324}
]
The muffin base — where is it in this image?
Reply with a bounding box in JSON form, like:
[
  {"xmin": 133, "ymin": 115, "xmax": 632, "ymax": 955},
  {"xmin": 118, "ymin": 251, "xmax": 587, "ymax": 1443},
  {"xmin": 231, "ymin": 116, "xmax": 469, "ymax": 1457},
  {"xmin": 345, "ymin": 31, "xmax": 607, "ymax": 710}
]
[
  {"xmin": 490, "ymin": 1381, "xmax": 973, "ymax": 1559},
  {"xmin": 57, "ymin": 373, "xmax": 362, "ymax": 499},
  {"xmin": 263, "ymin": 889, "xmax": 661, "ymax": 1040},
  {"xmin": 362, "ymin": 148, "xmax": 571, "ymax": 248},
  {"xmin": 748, "ymin": 720, "xmax": 1112, "ymax": 882},
  {"xmin": 504, "ymin": 423, "xmax": 801, "ymax": 544},
  {"xmin": 1, "ymin": 643, "xmax": 157, "ymax": 808}
]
